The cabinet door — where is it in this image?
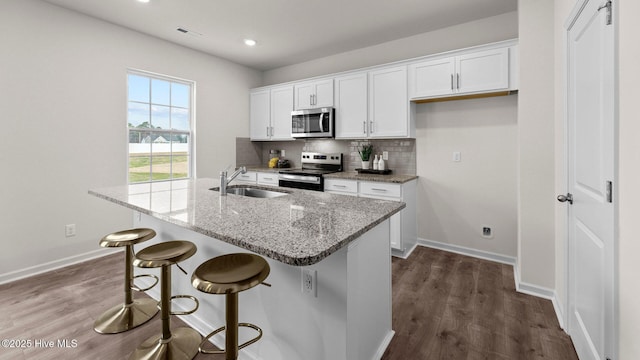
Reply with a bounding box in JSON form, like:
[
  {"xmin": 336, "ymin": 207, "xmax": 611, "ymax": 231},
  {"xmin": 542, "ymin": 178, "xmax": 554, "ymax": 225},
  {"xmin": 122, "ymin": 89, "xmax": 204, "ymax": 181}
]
[
  {"xmin": 270, "ymin": 85, "xmax": 294, "ymax": 140},
  {"xmin": 249, "ymin": 89, "xmax": 270, "ymax": 140},
  {"xmin": 313, "ymin": 79, "xmax": 334, "ymax": 108},
  {"xmin": 294, "ymin": 79, "xmax": 333, "ymax": 109},
  {"xmin": 368, "ymin": 66, "xmax": 408, "ymax": 138},
  {"xmin": 408, "ymin": 57, "xmax": 455, "ymax": 99},
  {"xmin": 456, "ymin": 47, "xmax": 509, "ymax": 94},
  {"xmin": 334, "ymin": 73, "xmax": 368, "ymax": 139},
  {"xmin": 294, "ymin": 82, "xmax": 314, "ymax": 109}
]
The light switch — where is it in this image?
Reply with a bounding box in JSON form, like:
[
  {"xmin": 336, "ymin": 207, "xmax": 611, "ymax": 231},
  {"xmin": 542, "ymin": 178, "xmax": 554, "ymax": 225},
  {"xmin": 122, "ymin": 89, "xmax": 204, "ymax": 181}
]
[{"xmin": 452, "ymin": 152, "xmax": 461, "ymax": 162}]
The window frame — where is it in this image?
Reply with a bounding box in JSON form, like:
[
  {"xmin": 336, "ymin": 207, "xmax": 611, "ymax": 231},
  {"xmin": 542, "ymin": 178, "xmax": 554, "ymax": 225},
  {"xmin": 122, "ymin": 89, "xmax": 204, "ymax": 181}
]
[{"xmin": 126, "ymin": 69, "xmax": 195, "ymax": 184}]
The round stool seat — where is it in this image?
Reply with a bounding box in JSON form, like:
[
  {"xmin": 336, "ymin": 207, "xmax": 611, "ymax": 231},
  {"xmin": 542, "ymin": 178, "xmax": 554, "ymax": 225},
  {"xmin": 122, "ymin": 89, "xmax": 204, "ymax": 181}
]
[
  {"xmin": 133, "ymin": 241, "xmax": 197, "ymax": 268},
  {"xmin": 192, "ymin": 253, "xmax": 270, "ymax": 295},
  {"xmin": 99, "ymin": 228, "xmax": 156, "ymax": 248}
]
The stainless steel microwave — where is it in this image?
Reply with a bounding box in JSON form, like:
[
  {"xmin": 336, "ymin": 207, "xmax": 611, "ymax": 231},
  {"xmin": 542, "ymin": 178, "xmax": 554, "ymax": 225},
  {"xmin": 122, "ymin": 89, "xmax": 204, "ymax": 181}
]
[{"xmin": 291, "ymin": 108, "xmax": 334, "ymax": 138}]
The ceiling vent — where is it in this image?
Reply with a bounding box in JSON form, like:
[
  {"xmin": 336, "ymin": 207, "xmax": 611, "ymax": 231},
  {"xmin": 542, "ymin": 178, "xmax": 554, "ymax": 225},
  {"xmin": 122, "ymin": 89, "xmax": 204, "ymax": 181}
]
[{"xmin": 176, "ymin": 27, "xmax": 203, "ymax": 37}]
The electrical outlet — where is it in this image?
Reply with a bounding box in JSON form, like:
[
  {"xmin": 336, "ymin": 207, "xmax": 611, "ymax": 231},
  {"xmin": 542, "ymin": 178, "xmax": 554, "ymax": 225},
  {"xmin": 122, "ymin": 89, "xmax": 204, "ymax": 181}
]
[
  {"xmin": 301, "ymin": 268, "xmax": 317, "ymax": 297},
  {"xmin": 382, "ymin": 151, "xmax": 388, "ymax": 160},
  {"xmin": 281, "ymin": 149, "xmax": 285, "ymax": 157},
  {"xmin": 65, "ymin": 224, "xmax": 76, "ymax": 237},
  {"xmin": 482, "ymin": 226, "xmax": 492, "ymax": 238},
  {"xmin": 452, "ymin": 152, "xmax": 461, "ymax": 162}
]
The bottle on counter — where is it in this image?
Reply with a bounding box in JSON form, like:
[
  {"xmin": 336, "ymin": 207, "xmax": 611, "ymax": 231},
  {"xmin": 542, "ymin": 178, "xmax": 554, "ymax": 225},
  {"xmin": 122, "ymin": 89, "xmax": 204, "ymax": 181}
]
[
  {"xmin": 373, "ymin": 154, "xmax": 379, "ymax": 170},
  {"xmin": 378, "ymin": 155, "xmax": 385, "ymax": 171}
]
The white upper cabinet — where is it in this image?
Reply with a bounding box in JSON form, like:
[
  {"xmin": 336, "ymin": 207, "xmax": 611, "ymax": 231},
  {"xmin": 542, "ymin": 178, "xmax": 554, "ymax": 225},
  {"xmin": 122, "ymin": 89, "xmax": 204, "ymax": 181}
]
[
  {"xmin": 249, "ymin": 89, "xmax": 270, "ymax": 141},
  {"xmin": 456, "ymin": 48, "xmax": 509, "ymax": 94},
  {"xmin": 335, "ymin": 66, "xmax": 413, "ymax": 139},
  {"xmin": 269, "ymin": 85, "xmax": 294, "ymax": 140},
  {"xmin": 334, "ymin": 72, "xmax": 368, "ymax": 139},
  {"xmin": 294, "ymin": 78, "xmax": 334, "ymax": 110},
  {"xmin": 250, "ymin": 86, "xmax": 294, "ymax": 141},
  {"xmin": 368, "ymin": 66, "xmax": 411, "ymax": 138},
  {"xmin": 409, "ymin": 46, "xmax": 512, "ymax": 100}
]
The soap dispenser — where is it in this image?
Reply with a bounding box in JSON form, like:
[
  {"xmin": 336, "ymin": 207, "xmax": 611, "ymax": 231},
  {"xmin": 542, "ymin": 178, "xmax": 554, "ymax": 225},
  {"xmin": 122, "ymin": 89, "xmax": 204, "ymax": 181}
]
[
  {"xmin": 378, "ymin": 154, "xmax": 385, "ymax": 171},
  {"xmin": 373, "ymin": 154, "xmax": 379, "ymax": 170}
]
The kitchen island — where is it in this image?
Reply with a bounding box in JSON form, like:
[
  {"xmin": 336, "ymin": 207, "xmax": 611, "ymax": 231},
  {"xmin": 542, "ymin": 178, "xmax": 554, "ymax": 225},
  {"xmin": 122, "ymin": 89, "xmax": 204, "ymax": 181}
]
[{"xmin": 89, "ymin": 178, "xmax": 404, "ymax": 360}]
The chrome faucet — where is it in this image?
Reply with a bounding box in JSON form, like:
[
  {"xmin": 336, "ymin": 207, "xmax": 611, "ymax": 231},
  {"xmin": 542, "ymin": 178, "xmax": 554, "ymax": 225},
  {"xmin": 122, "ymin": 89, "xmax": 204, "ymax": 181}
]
[{"xmin": 219, "ymin": 166, "xmax": 247, "ymax": 196}]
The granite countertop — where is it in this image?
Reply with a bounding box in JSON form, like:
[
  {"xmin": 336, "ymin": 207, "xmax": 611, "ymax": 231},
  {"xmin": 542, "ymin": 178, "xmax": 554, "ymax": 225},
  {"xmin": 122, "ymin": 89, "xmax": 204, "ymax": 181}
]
[
  {"xmin": 324, "ymin": 172, "xmax": 418, "ymax": 184},
  {"xmin": 89, "ymin": 179, "xmax": 404, "ymax": 266}
]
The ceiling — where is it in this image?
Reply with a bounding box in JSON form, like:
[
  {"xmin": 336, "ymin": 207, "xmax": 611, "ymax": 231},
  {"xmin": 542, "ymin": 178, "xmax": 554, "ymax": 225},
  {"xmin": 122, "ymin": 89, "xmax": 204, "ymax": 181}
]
[{"xmin": 42, "ymin": 0, "xmax": 517, "ymax": 71}]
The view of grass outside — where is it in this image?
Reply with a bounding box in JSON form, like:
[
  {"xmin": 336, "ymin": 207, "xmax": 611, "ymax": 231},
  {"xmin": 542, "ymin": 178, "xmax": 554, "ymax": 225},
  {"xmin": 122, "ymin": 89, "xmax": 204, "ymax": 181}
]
[
  {"xmin": 128, "ymin": 153, "xmax": 189, "ymax": 182},
  {"xmin": 127, "ymin": 72, "xmax": 192, "ymax": 183}
]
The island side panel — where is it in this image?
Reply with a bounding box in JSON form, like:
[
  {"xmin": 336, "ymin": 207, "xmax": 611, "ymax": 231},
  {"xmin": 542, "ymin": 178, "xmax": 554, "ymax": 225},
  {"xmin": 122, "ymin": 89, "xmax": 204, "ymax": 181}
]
[
  {"xmin": 134, "ymin": 213, "xmax": 354, "ymax": 360},
  {"xmin": 347, "ymin": 219, "xmax": 394, "ymax": 360}
]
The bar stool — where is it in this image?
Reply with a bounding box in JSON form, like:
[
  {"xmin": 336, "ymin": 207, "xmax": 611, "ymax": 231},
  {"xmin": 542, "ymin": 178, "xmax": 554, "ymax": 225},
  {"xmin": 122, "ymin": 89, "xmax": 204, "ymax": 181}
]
[
  {"xmin": 191, "ymin": 253, "xmax": 271, "ymax": 360},
  {"xmin": 94, "ymin": 228, "xmax": 160, "ymax": 334},
  {"xmin": 130, "ymin": 240, "xmax": 201, "ymax": 360}
]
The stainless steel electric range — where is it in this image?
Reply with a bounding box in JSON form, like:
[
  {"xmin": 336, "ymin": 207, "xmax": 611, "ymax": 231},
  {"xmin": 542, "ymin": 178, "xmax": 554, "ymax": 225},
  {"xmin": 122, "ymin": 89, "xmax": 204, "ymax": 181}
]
[{"xmin": 278, "ymin": 152, "xmax": 342, "ymax": 191}]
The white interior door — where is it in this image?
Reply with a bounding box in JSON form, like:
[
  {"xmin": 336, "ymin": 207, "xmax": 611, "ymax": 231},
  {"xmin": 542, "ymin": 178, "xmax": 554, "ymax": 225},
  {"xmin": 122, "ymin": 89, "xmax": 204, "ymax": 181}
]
[{"xmin": 564, "ymin": 1, "xmax": 615, "ymax": 359}]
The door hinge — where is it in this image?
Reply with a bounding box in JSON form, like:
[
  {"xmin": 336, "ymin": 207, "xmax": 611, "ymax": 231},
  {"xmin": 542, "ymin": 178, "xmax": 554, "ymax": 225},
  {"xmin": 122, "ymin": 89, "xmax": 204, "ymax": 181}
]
[
  {"xmin": 598, "ymin": 0, "xmax": 612, "ymax": 25},
  {"xmin": 606, "ymin": 181, "xmax": 613, "ymax": 203}
]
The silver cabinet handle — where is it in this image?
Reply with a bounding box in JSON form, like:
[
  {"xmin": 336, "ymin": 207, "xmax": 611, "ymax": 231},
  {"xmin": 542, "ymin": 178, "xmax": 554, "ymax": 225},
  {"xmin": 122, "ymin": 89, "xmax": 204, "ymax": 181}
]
[
  {"xmin": 370, "ymin": 121, "xmax": 374, "ymax": 133},
  {"xmin": 363, "ymin": 121, "xmax": 366, "ymax": 134},
  {"xmin": 371, "ymin": 188, "xmax": 387, "ymax": 192},
  {"xmin": 451, "ymin": 74, "xmax": 454, "ymax": 90},
  {"xmin": 263, "ymin": 177, "xmax": 273, "ymax": 180},
  {"xmin": 270, "ymin": 126, "xmax": 274, "ymax": 137},
  {"xmin": 266, "ymin": 126, "xmax": 269, "ymax": 137},
  {"xmin": 333, "ymin": 184, "xmax": 347, "ymax": 188},
  {"xmin": 456, "ymin": 73, "xmax": 460, "ymax": 89}
]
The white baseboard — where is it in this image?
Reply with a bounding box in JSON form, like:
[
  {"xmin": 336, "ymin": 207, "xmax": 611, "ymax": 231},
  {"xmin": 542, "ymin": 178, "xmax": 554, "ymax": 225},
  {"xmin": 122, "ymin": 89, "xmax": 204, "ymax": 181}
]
[
  {"xmin": 0, "ymin": 248, "xmax": 120, "ymax": 285},
  {"xmin": 373, "ymin": 330, "xmax": 395, "ymax": 360},
  {"xmin": 418, "ymin": 238, "xmax": 566, "ymax": 331},
  {"xmin": 417, "ymin": 238, "xmax": 516, "ymax": 266},
  {"xmin": 513, "ymin": 266, "xmax": 566, "ymax": 330},
  {"xmin": 391, "ymin": 242, "xmax": 418, "ymax": 259}
]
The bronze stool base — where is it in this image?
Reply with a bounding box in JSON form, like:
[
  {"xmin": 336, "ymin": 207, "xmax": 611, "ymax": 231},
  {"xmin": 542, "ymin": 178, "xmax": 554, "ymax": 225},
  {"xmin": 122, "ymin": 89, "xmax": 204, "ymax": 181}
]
[
  {"xmin": 94, "ymin": 298, "xmax": 158, "ymax": 334},
  {"xmin": 129, "ymin": 327, "xmax": 201, "ymax": 360}
]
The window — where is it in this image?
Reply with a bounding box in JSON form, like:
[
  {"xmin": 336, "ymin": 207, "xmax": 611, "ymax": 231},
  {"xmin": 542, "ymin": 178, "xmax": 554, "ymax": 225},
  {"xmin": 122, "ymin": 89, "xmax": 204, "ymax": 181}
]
[{"xmin": 127, "ymin": 71, "xmax": 193, "ymax": 183}]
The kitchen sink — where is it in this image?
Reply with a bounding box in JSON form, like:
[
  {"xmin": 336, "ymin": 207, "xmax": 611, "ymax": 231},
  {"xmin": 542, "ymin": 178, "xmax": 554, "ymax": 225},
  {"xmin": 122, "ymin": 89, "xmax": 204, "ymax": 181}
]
[{"xmin": 210, "ymin": 186, "xmax": 289, "ymax": 199}]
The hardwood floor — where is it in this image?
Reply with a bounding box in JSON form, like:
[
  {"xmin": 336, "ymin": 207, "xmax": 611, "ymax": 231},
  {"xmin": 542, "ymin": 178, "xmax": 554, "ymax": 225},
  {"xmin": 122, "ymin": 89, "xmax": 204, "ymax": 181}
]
[
  {"xmin": 382, "ymin": 247, "xmax": 578, "ymax": 360},
  {"xmin": 0, "ymin": 247, "xmax": 577, "ymax": 360}
]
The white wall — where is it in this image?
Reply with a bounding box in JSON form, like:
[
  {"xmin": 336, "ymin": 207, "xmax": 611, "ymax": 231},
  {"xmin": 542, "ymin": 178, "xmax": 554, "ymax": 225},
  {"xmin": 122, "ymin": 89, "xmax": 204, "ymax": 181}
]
[
  {"xmin": 262, "ymin": 12, "xmax": 519, "ymax": 259},
  {"xmin": 263, "ymin": 12, "xmax": 518, "ymax": 85},
  {"xmin": 517, "ymin": 0, "xmax": 556, "ymax": 290},
  {"xmin": 415, "ymin": 96, "xmax": 518, "ymax": 257},
  {"xmin": 0, "ymin": 0, "xmax": 261, "ymax": 280},
  {"xmin": 617, "ymin": 1, "xmax": 640, "ymax": 358}
]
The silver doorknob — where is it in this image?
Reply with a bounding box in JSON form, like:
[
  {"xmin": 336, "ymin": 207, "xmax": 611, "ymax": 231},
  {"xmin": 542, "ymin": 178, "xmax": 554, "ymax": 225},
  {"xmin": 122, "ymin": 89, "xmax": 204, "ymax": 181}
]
[{"xmin": 557, "ymin": 193, "xmax": 573, "ymax": 205}]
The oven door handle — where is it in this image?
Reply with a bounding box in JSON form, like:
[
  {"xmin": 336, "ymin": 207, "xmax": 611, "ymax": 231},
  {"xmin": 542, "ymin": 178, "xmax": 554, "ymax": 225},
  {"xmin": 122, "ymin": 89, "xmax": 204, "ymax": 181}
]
[{"xmin": 279, "ymin": 174, "xmax": 321, "ymax": 184}]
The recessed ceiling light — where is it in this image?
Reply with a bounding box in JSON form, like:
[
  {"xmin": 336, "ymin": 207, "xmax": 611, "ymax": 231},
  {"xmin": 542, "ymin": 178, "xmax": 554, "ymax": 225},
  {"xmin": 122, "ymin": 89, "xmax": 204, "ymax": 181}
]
[
  {"xmin": 244, "ymin": 39, "xmax": 257, "ymax": 47},
  {"xmin": 137, "ymin": 0, "xmax": 150, "ymax": 3}
]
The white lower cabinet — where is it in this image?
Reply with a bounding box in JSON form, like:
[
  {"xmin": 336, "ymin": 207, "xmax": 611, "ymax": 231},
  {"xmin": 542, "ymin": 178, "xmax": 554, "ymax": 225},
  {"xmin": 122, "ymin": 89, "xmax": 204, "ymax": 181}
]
[
  {"xmin": 325, "ymin": 178, "xmax": 417, "ymax": 257},
  {"xmin": 234, "ymin": 171, "xmax": 257, "ymax": 184},
  {"xmin": 257, "ymin": 172, "xmax": 279, "ymax": 186},
  {"xmin": 324, "ymin": 178, "xmax": 358, "ymax": 196}
]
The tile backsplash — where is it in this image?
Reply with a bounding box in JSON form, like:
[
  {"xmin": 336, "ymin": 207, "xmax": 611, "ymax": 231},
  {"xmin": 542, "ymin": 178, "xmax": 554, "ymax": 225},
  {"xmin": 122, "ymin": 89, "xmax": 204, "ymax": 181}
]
[{"xmin": 236, "ymin": 137, "xmax": 416, "ymax": 175}]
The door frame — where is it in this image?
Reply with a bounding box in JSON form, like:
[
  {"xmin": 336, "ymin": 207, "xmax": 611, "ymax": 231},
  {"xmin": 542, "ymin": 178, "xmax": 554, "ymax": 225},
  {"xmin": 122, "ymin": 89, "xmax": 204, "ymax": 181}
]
[{"xmin": 562, "ymin": 0, "xmax": 619, "ymax": 359}]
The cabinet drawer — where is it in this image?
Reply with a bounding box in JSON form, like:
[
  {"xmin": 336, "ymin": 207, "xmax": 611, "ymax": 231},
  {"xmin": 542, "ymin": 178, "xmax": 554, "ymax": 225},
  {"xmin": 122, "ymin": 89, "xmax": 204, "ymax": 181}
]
[
  {"xmin": 257, "ymin": 172, "xmax": 279, "ymax": 185},
  {"xmin": 324, "ymin": 179, "xmax": 358, "ymax": 194},
  {"xmin": 359, "ymin": 181, "xmax": 401, "ymax": 198},
  {"xmin": 235, "ymin": 172, "xmax": 257, "ymax": 183}
]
